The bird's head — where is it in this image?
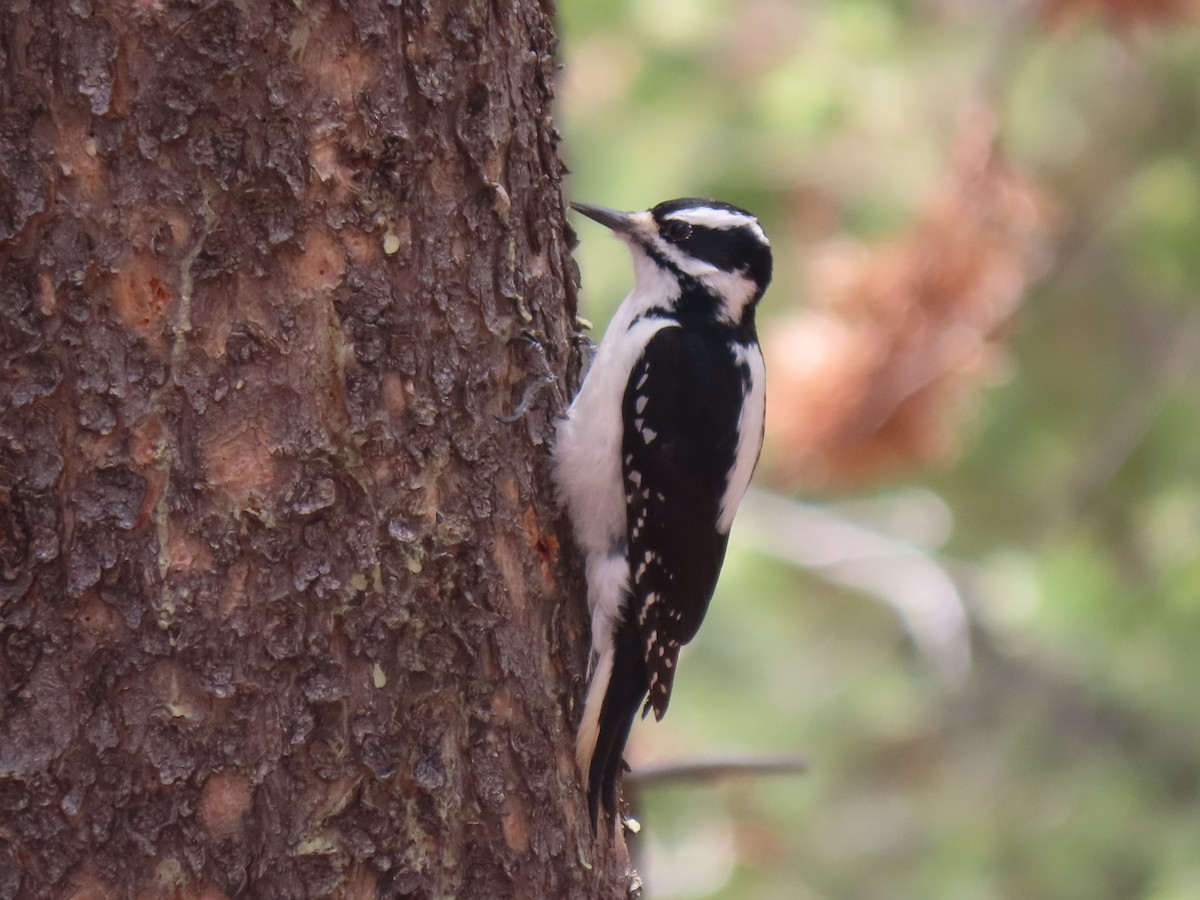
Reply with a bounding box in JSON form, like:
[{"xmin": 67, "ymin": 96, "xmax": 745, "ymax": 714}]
[{"xmin": 571, "ymin": 197, "xmax": 773, "ymax": 327}]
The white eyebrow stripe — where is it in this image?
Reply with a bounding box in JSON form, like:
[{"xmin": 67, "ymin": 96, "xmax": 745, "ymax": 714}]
[
  {"xmin": 664, "ymin": 208, "xmax": 754, "ymax": 229},
  {"xmin": 664, "ymin": 207, "xmax": 770, "ymax": 245}
]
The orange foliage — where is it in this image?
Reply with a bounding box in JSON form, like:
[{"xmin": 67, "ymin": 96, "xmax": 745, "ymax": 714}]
[
  {"xmin": 765, "ymin": 109, "xmax": 1049, "ymax": 490},
  {"xmin": 1041, "ymin": 0, "xmax": 1200, "ymax": 27}
]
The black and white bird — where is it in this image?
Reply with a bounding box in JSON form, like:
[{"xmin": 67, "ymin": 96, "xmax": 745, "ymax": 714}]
[{"xmin": 554, "ymin": 197, "xmax": 772, "ymax": 830}]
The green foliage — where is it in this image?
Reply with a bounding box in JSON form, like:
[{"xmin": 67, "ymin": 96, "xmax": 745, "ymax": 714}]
[{"xmin": 559, "ymin": 2, "xmax": 1200, "ymax": 897}]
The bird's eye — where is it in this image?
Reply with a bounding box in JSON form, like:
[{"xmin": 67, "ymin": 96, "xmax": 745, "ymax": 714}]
[{"xmin": 662, "ymin": 219, "xmax": 692, "ymax": 243}]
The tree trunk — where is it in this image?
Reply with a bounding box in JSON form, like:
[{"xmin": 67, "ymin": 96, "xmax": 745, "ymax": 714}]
[{"xmin": 0, "ymin": 1, "xmax": 629, "ymax": 896}]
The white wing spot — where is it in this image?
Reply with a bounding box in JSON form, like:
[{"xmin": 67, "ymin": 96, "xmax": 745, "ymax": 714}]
[
  {"xmin": 664, "ymin": 658, "xmax": 673, "ymax": 669},
  {"xmin": 636, "ymin": 371, "xmax": 649, "ymax": 389},
  {"xmin": 642, "ymin": 428, "xmax": 657, "ymax": 444},
  {"xmin": 628, "ymin": 471, "xmax": 642, "ymax": 488},
  {"xmin": 634, "ymin": 418, "xmax": 644, "ymax": 430},
  {"xmin": 635, "ymin": 396, "xmax": 648, "ymax": 414}
]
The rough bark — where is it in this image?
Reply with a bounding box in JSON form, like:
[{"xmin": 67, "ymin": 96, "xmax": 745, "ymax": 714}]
[{"xmin": 0, "ymin": 1, "xmax": 628, "ymax": 896}]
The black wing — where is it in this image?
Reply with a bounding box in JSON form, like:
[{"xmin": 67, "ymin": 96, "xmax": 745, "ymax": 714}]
[{"xmin": 622, "ymin": 326, "xmax": 746, "ymax": 721}]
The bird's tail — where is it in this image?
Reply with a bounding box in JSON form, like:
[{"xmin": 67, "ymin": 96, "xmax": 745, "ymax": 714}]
[{"xmin": 576, "ymin": 610, "xmax": 646, "ymax": 832}]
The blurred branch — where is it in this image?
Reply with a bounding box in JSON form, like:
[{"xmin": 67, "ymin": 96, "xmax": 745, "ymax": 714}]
[
  {"xmin": 962, "ymin": 607, "xmax": 1200, "ymax": 795},
  {"xmin": 980, "ymin": 0, "xmax": 1039, "ymax": 101},
  {"xmin": 1065, "ymin": 314, "xmax": 1200, "ymax": 524},
  {"xmin": 629, "ymin": 754, "xmax": 808, "ymax": 788},
  {"xmin": 735, "ymin": 488, "xmax": 971, "ymax": 687}
]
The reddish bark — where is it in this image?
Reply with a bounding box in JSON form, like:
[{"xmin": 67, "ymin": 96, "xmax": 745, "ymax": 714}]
[{"xmin": 0, "ymin": 1, "xmax": 627, "ymax": 896}]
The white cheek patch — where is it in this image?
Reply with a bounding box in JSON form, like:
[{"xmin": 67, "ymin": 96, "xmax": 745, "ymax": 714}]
[
  {"xmin": 650, "ymin": 237, "xmax": 719, "ymax": 280},
  {"xmin": 704, "ymin": 269, "xmax": 759, "ymax": 323},
  {"xmin": 650, "ymin": 237, "xmax": 758, "ymax": 323}
]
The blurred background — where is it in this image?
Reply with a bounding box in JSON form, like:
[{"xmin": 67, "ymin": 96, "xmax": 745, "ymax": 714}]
[{"xmin": 557, "ymin": 1, "xmax": 1200, "ymax": 897}]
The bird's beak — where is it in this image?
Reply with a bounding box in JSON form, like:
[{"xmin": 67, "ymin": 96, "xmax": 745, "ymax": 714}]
[{"xmin": 570, "ymin": 201, "xmax": 636, "ymax": 235}]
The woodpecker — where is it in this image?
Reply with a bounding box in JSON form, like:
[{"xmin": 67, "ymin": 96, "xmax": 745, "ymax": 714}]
[{"xmin": 555, "ymin": 197, "xmax": 772, "ymax": 830}]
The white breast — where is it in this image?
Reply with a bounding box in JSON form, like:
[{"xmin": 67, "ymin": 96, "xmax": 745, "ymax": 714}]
[
  {"xmin": 554, "ymin": 247, "xmax": 682, "ymax": 566},
  {"xmin": 554, "ymin": 314, "xmax": 675, "ymax": 563}
]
